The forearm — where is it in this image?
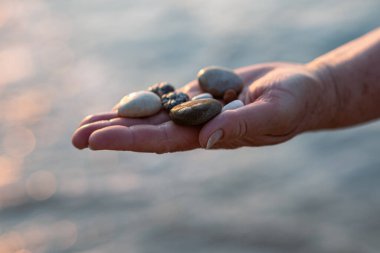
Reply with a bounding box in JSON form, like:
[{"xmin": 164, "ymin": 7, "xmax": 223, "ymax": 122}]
[{"xmin": 307, "ymin": 27, "xmax": 380, "ymax": 130}]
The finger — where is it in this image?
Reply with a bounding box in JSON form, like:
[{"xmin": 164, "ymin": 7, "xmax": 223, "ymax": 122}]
[
  {"xmin": 72, "ymin": 112, "xmax": 170, "ymax": 149},
  {"xmin": 109, "ymin": 112, "xmax": 170, "ymax": 126},
  {"xmin": 80, "ymin": 112, "xmax": 118, "ymax": 126},
  {"xmin": 88, "ymin": 122, "xmax": 200, "ymax": 153},
  {"xmin": 73, "ymin": 120, "xmax": 113, "ymax": 149},
  {"xmin": 199, "ymin": 101, "xmax": 288, "ymax": 149},
  {"xmin": 235, "ymin": 62, "xmax": 289, "ymax": 84}
]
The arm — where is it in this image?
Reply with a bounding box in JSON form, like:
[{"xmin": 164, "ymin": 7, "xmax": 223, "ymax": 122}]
[
  {"xmin": 307, "ymin": 27, "xmax": 380, "ymax": 130},
  {"xmin": 72, "ymin": 28, "xmax": 380, "ymax": 152}
]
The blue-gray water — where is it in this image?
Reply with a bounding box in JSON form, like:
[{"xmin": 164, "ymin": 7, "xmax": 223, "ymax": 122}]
[{"xmin": 1, "ymin": 1, "xmax": 380, "ymax": 252}]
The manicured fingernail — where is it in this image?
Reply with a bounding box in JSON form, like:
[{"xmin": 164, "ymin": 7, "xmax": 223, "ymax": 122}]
[{"xmin": 206, "ymin": 130, "xmax": 223, "ymax": 149}]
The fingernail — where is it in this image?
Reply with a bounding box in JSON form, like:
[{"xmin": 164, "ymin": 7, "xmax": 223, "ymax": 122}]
[{"xmin": 206, "ymin": 130, "xmax": 223, "ymax": 149}]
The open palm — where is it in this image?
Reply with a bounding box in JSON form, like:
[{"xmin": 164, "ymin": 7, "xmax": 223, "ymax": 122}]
[{"xmin": 72, "ymin": 63, "xmax": 323, "ymax": 153}]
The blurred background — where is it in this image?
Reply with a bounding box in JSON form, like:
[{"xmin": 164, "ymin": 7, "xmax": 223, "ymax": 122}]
[{"xmin": 1, "ymin": 0, "xmax": 380, "ymax": 252}]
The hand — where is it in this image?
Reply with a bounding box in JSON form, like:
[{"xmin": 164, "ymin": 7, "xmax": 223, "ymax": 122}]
[{"xmin": 72, "ymin": 62, "xmax": 325, "ymax": 153}]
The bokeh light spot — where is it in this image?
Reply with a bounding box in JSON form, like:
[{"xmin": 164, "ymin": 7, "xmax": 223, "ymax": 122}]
[
  {"xmin": 0, "ymin": 45, "xmax": 34, "ymax": 87},
  {"xmin": 26, "ymin": 171, "xmax": 57, "ymax": 201},
  {"xmin": 1, "ymin": 90, "xmax": 52, "ymax": 125},
  {"xmin": 2, "ymin": 126, "xmax": 36, "ymax": 158}
]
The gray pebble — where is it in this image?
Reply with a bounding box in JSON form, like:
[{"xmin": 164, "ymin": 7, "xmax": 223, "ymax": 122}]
[{"xmin": 197, "ymin": 66, "xmax": 243, "ymax": 98}]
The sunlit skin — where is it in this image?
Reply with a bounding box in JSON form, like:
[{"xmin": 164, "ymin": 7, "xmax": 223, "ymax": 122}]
[{"xmin": 72, "ymin": 28, "xmax": 380, "ymax": 153}]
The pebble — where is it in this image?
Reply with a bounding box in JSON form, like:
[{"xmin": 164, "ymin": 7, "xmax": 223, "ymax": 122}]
[
  {"xmin": 148, "ymin": 82, "xmax": 175, "ymax": 97},
  {"xmin": 222, "ymin": 99, "xmax": 244, "ymax": 112},
  {"xmin": 117, "ymin": 91, "xmax": 162, "ymax": 118},
  {"xmin": 191, "ymin": 93, "xmax": 213, "ymax": 101},
  {"xmin": 169, "ymin": 99, "xmax": 222, "ymax": 126},
  {"xmin": 223, "ymin": 89, "xmax": 238, "ymax": 103},
  {"xmin": 161, "ymin": 92, "xmax": 189, "ymax": 111},
  {"xmin": 197, "ymin": 66, "xmax": 244, "ymax": 98}
]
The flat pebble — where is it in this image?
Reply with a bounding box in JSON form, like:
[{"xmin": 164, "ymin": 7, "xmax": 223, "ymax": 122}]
[
  {"xmin": 198, "ymin": 66, "xmax": 243, "ymax": 98},
  {"xmin": 222, "ymin": 100, "xmax": 244, "ymax": 112},
  {"xmin": 191, "ymin": 93, "xmax": 213, "ymax": 101},
  {"xmin": 170, "ymin": 99, "xmax": 222, "ymax": 126},
  {"xmin": 118, "ymin": 91, "xmax": 162, "ymax": 118}
]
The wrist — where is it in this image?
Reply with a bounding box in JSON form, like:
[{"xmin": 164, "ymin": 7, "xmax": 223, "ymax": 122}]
[{"xmin": 304, "ymin": 59, "xmax": 340, "ymax": 131}]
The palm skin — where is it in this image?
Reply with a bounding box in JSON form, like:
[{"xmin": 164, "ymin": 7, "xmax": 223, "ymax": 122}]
[{"xmin": 72, "ymin": 62, "xmax": 325, "ymax": 153}]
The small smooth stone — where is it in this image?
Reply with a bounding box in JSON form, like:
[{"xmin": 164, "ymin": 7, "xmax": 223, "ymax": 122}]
[
  {"xmin": 198, "ymin": 66, "xmax": 243, "ymax": 98},
  {"xmin": 118, "ymin": 91, "xmax": 162, "ymax": 118},
  {"xmin": 161, "ymin": 92, "xmax": 189, "ymax": 111},
  {"xmin": 148, "ymin": 82, "xmax": 175, "ymax": 97},
  {"xmin": 222, "ymin": 100, "xmax": 244, "ymax": 112},
  {"xmin": 223, "ymin": 89, "xmax": 238, "ymax": 103},
  {"xmin": 191, "ymin": 93, "xmax": 213, "ymax": 101},
  {"xmin": 170, "ymin": 99, "xmax": 222, "ymax": 126}
]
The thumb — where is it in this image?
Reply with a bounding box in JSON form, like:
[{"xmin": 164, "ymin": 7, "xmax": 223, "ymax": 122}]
[{"xmin": 199, "ymin": 101, "xmax": 278, "ymax": 149}]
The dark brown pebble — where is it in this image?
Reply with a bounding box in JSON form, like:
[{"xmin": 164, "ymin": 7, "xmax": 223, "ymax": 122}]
[
  {"xmin": 169, "ymin": 99, "xmax": 222, "ymax": 126},
  {"xmin": 223, "ymin": 89, "xmax": 238, "ymax": 103}
]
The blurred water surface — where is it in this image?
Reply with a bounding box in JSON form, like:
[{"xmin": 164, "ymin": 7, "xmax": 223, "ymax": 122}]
[{"xmin": 1, "ymin": 0, "xmax": 380, "ymax": 252}]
